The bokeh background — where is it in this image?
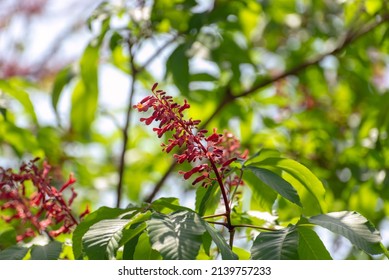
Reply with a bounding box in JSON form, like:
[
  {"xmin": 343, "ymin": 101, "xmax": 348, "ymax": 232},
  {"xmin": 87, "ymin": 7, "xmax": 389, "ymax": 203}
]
[{"xmin": 1, "ymin": 0, "xmax": 389, "ymax": 259}]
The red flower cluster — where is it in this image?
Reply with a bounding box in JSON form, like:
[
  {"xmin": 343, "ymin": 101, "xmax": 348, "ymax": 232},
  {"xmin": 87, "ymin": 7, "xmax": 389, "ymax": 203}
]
[
  {"xmin": 0, "ymin": 158, "xmax": 89, "ymax": 242},
  {"xmin": 134, "ymin": 83, "xmax": 247, "ymax": 188}
]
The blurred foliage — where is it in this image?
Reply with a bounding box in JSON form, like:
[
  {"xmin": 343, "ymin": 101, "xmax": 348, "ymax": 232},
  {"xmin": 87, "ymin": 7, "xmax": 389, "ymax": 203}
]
[{"xmin": 1, "ymin": 0, "xmax": 389, "ymax": 259}]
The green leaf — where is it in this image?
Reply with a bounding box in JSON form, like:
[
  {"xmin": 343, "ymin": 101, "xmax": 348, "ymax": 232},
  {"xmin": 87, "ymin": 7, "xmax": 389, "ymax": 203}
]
[
  {"xmin": 232, "ymin": 247, "xmax": 251, "ymax": 260},
  {"xmin": 309, "ymin": 211, "xmax": 383, "ymax": 255},
  {"xmin": 297, "ymin": 226, "xmax": 332, "ymax": 260},
  {"xmin": 251, "ymin": 227, "xmax": 299, "ymax": 260},
  {"xmin": 82, "ymin": 219, "xmax": 130, "ymax": 260},
  {"xmin": 0, "ymin": 79, "xmax": 38, "ymax": 124},
  {"xmin": 120, "ymin": 221, "xmax": 147, "ymax": 247},
  {"xmin": 195, "ymin": 184, "xmax": 221, "ymax": 216},
  {"xmin": 201, "ymin": 231, "xmax": 212, "ymax": 257},
  {"xmin": 201, "ymin": 222, "xmax": 238, "ymax": 260},
  {"xmin": 147, "ymin": 210, "xmax": 206, "ymax": 260},
  {"xmin": 151, "ymin": 197, "xmax": 192, "ymax": 213},
  {"xmin": 365, "ymin": 0, "xmax": 382, "ymax": 15},
  {"xmin": 30, "ymin": 241, "xmax": 63, "ymax": 260},
  {"xmin": 245, "ymin": 165, "xmax": 302, "ymax": 207},
  {"xmin": 190, "ymin": 72, "xmax": 218, "ymax": 82},
  {"xmin": 37, "ymin": 126, "xmax": 62, "ymax": 162},
  {"xmin": 51, "ymin": 67, "xmax": 74, "ymax": 112},
  {"xmin": 133, "ymin": 231, "xmax": 162, "ymax": 260},
  {"xmin": 122, "ymin": 231, "xmax": 141, "ymax": 260},
  {"xmin": 70, "ymin": 43, "xmax": 99, "ymax": 140},
  {"xmin": 121, "ymin": 223, "xmax": 148, "ymax": 260},
  {"xmin": 244, "ymin": 149, "xmax": 281, "ymax": 166},
  {"xmin": 238, "ymin": 2, "xmax": 261, "ymax": 40},
  {"xmin": 255, "ymin": 157, "xmax": 327, "ymax": 215},
  {"xmin": 243, "ymin": 170, "xmax": 277, "ymax": 212},
  {"xmin": 81, "ymin": 209, "xmax": 149, "ymax": 260},
  {"xmin": 166, "ymin": 44, "xmax": 189, "ymax": 95},
  {"xmin": 72, "ymin": 206, "xmax": 135, "ymax": 259},
  {"xmin": 0, "ymin": 121, "xmax": 42, "ymax": 157},
  {"xmin": 0, "ymin": 226, "xmax": 16, "ymax": 249},
  {"xmin": 0, "ymin": 245, "xmax": 29, "ymax": 260}
]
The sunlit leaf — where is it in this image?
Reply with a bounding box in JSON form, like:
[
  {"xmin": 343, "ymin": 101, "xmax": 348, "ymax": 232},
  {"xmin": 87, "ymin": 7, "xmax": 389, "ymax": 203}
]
[
  {"xmin": 51, "ymin": 67, "xmax": 74, "ymax": 113},
  {"xmin": 0, "ymin": 121, "xmax": 42, "ymax": 157},
  {"xmin": 166, "ymin": 44, "xmax": 189, "ymax": 95},
  {"xmin": 83, "ymin": 219, "xmax": 130, "ymax": 260},
  {"xmin": 70, "ymin": 43, "xmax": 99, "ymax": 140},
  {"xmin": 309, "ymin": 211, "xmax": 383, "ymax": 255},
  {"xmin": 0, "ymin": 79, "xmax": 38, "ymax": 124},
  {"xmin": 297, "ymin": 226, "xmax": 332, "ymax": 260},
  {"xmin": 253, "ymin": 157, "xmax": 327, "ymax": 215},
  {"xmin": 147, "ymin": 211, "xmax": 205, "ymax": 260},
  {"xmin": 251, "ymin": 227, "xmax": 299, "ymax": 260},
  {"xmin": 72, "ymin": 206, "xmax": 137, "ymax": 259},
  {"xmin": 151, "ymin": 197, "xmax": 192, "ymax": 213},
  {"xmin": 365, "ymin": 0, "xmax": 382, "ymax": 15},
  {"xmin": 245, "ymin": 165, "xmax": 302, "ymax": 207},
  {"xmin": 232, "ymin": 246, "xmax": 250, "ymax": 260}
]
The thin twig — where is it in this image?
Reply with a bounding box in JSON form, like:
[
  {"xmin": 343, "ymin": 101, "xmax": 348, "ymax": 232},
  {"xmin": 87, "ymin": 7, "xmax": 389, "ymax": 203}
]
[
  {"xmin": 206, "ymin": 221, "xmax": 277, "ymax": 232},
  {"xmin": 202, "ymin": 213, "xmax": 227, "ymax": 219},
  {"xmin": 207, "ymin": 221, "xmax": 227, "ymax": 227},
  {"xmin": 138, "ymin": 33, "xmax": 180, "ymax": 73},
  {"xmin": 233, "ymin": 224, "xmax": 277, "ymax": 231},
  {"xmin": 116, "ymin": 37, "xmax": 137, "ymax": 208}
]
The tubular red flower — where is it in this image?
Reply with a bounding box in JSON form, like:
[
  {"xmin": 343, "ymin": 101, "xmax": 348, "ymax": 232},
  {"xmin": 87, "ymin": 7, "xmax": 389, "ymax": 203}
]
[{"xmin": 134, "ymin": 83, "xmax": 248, "ymax": 190}]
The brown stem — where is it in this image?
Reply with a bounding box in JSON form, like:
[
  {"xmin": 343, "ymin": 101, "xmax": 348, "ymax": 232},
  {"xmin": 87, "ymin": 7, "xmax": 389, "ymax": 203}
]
[
  {"xmin": 229, "ymin": 227, "xmax": 235, "ymax": 248},
  {"xmin": 207, "ymin": 159, "xmax": 231, "ymax": 222}
]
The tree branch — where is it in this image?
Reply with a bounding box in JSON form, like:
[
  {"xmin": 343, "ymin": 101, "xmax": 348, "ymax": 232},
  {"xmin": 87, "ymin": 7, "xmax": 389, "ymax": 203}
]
[
  {"xmin": 116, "ymin": 37, "xmax": 137, "ymax": 208},
  {"xmin": 143, "ymin": 13, "xmax": 389, "ymax": 202}
]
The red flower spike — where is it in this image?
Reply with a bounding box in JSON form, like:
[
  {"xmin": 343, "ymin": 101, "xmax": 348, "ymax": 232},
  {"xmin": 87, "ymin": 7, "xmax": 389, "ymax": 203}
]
[
  {"xmin": 0, "ymin": 160, "xmax": 87, "ymax": 241},
  {"xmin": 134, "ymin": 83, "xmax": 249, "ymax": 191}
]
